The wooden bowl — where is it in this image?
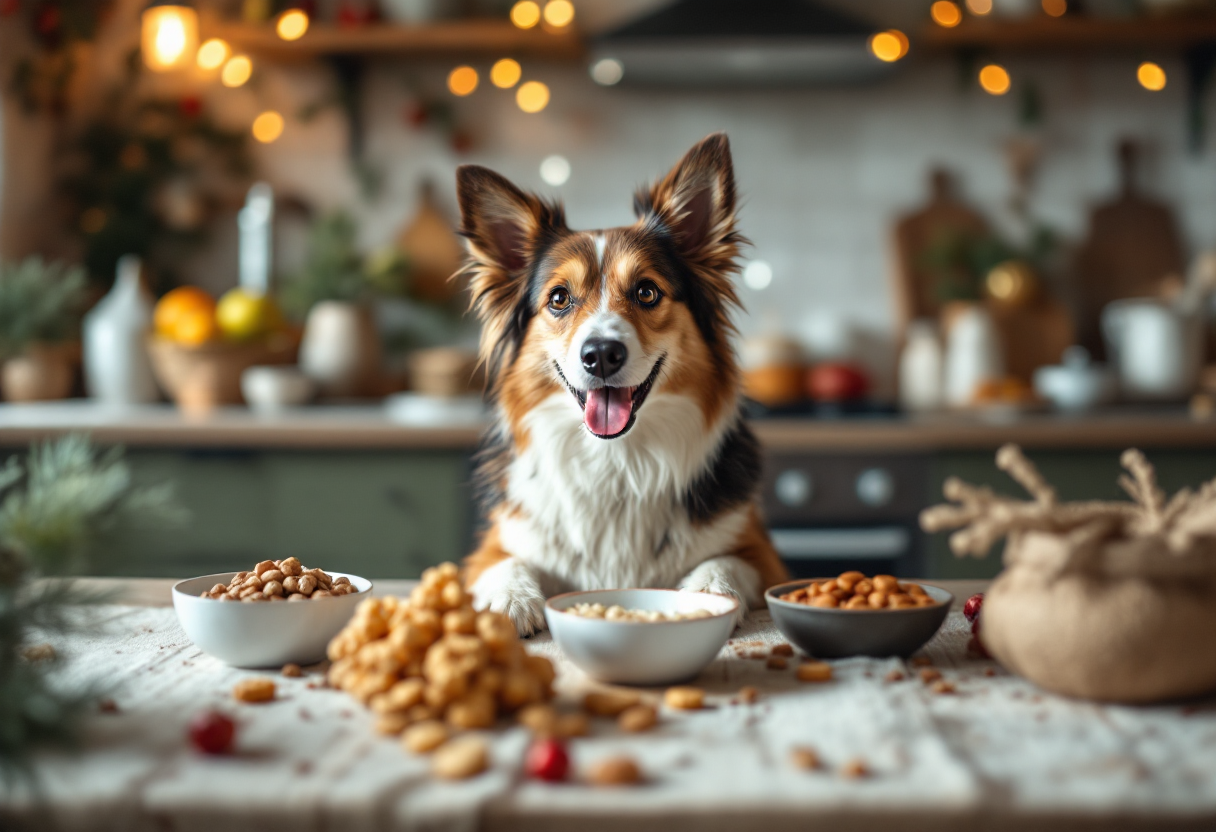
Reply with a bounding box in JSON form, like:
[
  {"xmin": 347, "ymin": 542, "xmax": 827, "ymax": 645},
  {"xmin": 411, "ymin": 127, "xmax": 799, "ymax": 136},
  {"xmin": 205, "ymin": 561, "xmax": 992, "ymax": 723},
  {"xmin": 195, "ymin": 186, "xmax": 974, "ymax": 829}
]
[{"xmin": 147, "ymin": 333, "xmax": 298, "ymax": 409}]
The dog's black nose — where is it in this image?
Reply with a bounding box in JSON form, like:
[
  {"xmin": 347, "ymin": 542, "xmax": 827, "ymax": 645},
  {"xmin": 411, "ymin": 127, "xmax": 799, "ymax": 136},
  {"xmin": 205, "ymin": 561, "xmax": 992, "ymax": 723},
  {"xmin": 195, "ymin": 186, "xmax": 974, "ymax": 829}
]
[{"xmin": 581, "ymin": 339, "xmax": 627, "ymax": 379}]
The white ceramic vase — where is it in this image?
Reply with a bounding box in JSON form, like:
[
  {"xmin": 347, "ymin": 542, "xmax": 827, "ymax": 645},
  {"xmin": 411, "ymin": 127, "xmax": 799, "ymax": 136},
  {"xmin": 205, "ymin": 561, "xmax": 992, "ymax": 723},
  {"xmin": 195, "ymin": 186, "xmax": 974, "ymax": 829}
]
[
  {"xmin": 299, "ymin": 301, "xmax": 381, "ymax": 397},
  {"xmin": 82, "ymin": 255, "xmax": 160, "ymax": 404}
]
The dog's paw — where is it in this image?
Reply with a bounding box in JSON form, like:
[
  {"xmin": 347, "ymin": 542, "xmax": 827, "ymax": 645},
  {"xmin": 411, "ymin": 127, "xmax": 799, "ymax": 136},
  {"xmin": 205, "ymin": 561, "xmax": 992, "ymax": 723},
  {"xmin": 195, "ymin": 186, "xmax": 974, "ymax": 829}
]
[
  {"xmin": 469, "ymin": 560, "xmax": 548, "ymax": 637},
  {"xmin": 678, "ymin": 557, "xmax": 760, "ymax": 630}
]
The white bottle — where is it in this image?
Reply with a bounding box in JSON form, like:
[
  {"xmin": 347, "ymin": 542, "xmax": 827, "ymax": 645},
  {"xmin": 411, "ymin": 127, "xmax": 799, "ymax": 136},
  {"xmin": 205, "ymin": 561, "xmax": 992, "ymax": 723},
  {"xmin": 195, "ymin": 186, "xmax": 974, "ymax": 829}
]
[
  {"xmin": 944, "ymin": 305, "xmax": 1005, "ymax": 407},
  {"xmin": 898, "ymin": 319, "xmax": 944, "ymax": 412},
  {"xmin": 82, "ymin": 255, "xmax": 160, "ymax": 404}
]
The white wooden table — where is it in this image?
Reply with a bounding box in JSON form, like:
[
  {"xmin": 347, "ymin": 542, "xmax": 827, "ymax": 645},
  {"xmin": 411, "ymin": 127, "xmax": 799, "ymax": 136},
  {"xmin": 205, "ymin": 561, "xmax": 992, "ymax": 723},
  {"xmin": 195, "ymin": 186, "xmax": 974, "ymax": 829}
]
[{"xmin": 4, "ymin": 578, "xmax": 1216, "ymax": 832}]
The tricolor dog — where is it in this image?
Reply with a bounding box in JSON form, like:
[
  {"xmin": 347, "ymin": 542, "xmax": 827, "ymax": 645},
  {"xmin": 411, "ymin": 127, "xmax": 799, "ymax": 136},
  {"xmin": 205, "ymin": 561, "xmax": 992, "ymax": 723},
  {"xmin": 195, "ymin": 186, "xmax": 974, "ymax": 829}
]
[{"xmin": 458, "ymin": 133, "xmax": 788, "ymax": 636}]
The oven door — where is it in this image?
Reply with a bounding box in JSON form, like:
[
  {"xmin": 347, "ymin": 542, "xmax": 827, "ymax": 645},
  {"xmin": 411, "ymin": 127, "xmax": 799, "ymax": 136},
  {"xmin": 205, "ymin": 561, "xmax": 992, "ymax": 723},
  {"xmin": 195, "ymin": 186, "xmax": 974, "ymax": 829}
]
[{"xmin": 768, "ymin": 525, "xmax": 917, "ymax": 579}]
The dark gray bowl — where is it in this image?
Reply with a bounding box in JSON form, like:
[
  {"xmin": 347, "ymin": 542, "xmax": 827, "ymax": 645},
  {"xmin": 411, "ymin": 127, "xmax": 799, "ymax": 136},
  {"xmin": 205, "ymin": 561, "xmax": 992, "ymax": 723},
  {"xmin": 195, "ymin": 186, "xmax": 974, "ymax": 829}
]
[{"xmin": 766, "ymin": 579, "xmax": 953, "ymax": 659}]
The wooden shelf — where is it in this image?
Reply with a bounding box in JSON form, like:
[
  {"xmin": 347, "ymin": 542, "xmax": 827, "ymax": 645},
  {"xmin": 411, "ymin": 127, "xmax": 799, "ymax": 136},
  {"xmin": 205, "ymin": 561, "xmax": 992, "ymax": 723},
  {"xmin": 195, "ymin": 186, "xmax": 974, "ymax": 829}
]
[
  {"xmin": 920, "ymin": 15, "xmax": 1216, "ymax": 51},
  {"xmin": 210, "ymin": 20, "xmax": 584, "ymax": 61}
]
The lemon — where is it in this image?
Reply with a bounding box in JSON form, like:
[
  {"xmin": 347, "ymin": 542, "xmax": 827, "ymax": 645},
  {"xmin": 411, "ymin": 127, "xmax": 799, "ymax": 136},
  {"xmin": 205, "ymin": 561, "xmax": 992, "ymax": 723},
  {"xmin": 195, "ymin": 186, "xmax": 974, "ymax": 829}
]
[{"xmin": 216, "ymin": 288, "xmax": 279, "ymax": 341}]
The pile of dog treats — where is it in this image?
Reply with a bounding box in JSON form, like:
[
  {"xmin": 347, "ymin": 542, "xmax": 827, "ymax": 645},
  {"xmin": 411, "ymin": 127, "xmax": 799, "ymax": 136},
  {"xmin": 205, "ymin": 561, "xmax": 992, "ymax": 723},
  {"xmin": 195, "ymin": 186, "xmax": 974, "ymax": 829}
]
[{"xmin": 200, "ymin": 557, "xmax": 356, "ymax": 602}]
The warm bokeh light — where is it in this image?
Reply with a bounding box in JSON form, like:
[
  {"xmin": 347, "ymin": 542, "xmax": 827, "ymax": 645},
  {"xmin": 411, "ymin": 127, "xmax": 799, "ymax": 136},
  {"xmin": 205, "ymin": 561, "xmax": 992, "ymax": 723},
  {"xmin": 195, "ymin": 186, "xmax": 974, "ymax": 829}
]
[
  {"xmin": 966, "ymin": 0, "xmax": 993, "ymax": 14},
  {"xmin": 491, "ymin": 58, "xmax": 522, "ymax": 88},
  {"xmin": 142, "ymin": 5, "xmax": 199, "ymax": 72},
  {"xmin": 252, "ymin": 111, "xmax": 285, "ymax": 143},
  {"xmin": 1042, "ymin": 0, "xmax": 1067, "ymax": 16},
  {"xmin": 1138, "ymin": 61, "xmax": 1167, "ymax": 91},
  {"xmin": 510, "ymin": 0, "xmax": 541, "ymax": 29},
  {"xmin": 869, "ymin": 30, "xmax": 908, "ymax": 62},
  {"xmin": 276, "ymin": 9, "xmax": 310, "ymax": 41},
  {"xmin": 516, "ymin": 80, "xmax": 550, "ymax": 113},
  {"xmin": 221, "ymin": 55, "xmax": 253, "ymax": 88},
  {"xmin": 543, "ymin": 0, "xmax": 575, "ymax": 28},
  {"xmin": 979, "ymin": 63, "xmax": 1011, "ymax": 95},
  {"xmin": 196, "ymin": 38, "xmax": 230, "ymax": 71},
  {"xmin": 930, "ymin": 1, "xmax": 962, "ymax": 28},
  {"xmin": 448, "ymin": 66, "xmax": 479, "ymax": 96}
]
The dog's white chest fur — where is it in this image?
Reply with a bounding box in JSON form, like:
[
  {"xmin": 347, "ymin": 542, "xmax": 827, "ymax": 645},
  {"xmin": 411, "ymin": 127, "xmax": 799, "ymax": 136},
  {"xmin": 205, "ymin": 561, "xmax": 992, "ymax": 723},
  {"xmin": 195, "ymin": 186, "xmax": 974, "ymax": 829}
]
[{"xmin": 495, "ymin": 391, "xmax": 748, "ymax": 594}]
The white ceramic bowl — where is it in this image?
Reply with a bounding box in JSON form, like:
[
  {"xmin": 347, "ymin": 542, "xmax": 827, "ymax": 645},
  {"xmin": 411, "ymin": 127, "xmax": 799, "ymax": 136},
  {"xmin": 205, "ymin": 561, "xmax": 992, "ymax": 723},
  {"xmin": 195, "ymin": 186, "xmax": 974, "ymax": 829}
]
[
  {"xmin": 240, "ymin": 365, "xmax": 316, "ymax": 412},
  {"xmin": 172, "ymin": 572, "xmax": 371, "ymax": 668},
  {"xmin": 545, "ymin": 589, "xmax": 738, "ymax": 686}
]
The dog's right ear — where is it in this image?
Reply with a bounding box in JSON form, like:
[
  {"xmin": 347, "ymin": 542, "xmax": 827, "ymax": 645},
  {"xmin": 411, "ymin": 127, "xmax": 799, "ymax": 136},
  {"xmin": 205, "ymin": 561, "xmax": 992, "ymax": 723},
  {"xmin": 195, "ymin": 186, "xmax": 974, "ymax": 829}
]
[{"xmin": 456, "ymin": 165, "xmax": 555, "ymax": 275}]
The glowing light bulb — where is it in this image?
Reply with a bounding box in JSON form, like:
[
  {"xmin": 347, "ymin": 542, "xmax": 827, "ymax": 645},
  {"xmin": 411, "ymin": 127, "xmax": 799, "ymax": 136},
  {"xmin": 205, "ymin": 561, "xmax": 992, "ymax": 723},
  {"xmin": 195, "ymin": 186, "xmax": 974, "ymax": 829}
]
[
  {"xmin": 276, "ymin": 9, "xmax": 309, "ymax": 41},
  {"xmin": 510, "ymin": 0, "xmax": 541, "ymax": 29},
  {"xmin": 448, "ymin": 66, "xmax": 479, "ymax": 96},
  {"xmin": 590, "ymin": 58, "xmax": 623, "ymax": 85},
  {"xmin": 1042, "ymin": 0, "xmax": 1067, "ymax": 16},
  {"xmin": 142, "ymin": 5, "xmax": 199, "ymax": 72},
  {"xmin": 540, "ymin": 155, "xmax": 570, "ymax": 186},
  {"xmin": 966, "ymin": 0, "xmax": 993, "ymax": 13},
  {"xmin": 516, "ymin": 80, "xmax": 550, "ymax": 113},
  {"xmin": 491, "ymin": 58, "xmax": 522, "ymax": 88},
  {"xmin": 196, "ymin": 38, "xmax": 230, "ymax": 71},
  {"xmin": 221, "ymin": 55, "xmax": 253, "ymax": 88},
  {"xmin": 979, "ymin": 63, "xmax": 1011, "ymax": 95},
  {"xmin": 930, "ymin": 1, "xmax": 962, "ymax": 27},
  {"xmin": 252, "ymin": 111, "xmax": 284, "ymax": 143},
  {"xmin": 1138, "ymin": 61, "xmax": 1166, "ymax": 91},
  {"xmin": 543, "ymin": 0, "xmax": 574, "ymax": 28},
  {"xmin": 869, "ymin": 30, "xmax": 908, "ymax": 62}
]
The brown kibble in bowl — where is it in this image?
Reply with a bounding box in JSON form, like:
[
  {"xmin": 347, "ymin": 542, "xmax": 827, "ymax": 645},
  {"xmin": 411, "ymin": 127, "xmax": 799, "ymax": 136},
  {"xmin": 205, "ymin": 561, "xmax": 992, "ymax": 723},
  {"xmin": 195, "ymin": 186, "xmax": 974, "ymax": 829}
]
[
  {"xmin": 432, "ymin": 736, "xmax": 488, "ymax": 779},
  {"xmin": 663, "ymin": 686, "xmax": 704, "ymax": 710},
  {"xmin": 618, "ymin": 704, "xmax": 658, "ymax": 733},
  {"xmin": 233, "ymin": 677, "xmax": 276, "ymax": 703},
  {"xmin": 403, "ymin": 720, "xmax": 449, "ymax": 754},
  {"xmin": 796, "ymin": 662, "xmax": 833, "ymax": 683},
  {"xmin": 588, "ymin": 756, "xmax": 642, "ymax": 786},
  {"xmin": 790, "ymin": 746, "xmax": 820, "ymax": 770}
]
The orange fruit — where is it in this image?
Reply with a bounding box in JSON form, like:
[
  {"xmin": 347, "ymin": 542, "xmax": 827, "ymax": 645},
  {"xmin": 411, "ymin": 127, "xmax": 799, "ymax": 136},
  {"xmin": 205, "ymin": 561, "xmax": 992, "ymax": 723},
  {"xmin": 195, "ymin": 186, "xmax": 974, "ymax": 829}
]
[{"xmin": 155, "ymin": 287, "xmax": 218, "ymax": 346}]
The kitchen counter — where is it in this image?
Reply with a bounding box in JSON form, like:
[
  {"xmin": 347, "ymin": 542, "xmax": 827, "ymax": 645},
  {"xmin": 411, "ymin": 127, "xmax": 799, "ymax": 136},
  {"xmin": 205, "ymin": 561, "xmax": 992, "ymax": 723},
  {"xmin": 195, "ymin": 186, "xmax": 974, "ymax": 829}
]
[
  {"xmin": 2, "ymin": 400, "xmax": 1215, "ymax": 451},
  {"xmin": 4, "ymin": 577, "xmax": 1215, "ymax": 832}
]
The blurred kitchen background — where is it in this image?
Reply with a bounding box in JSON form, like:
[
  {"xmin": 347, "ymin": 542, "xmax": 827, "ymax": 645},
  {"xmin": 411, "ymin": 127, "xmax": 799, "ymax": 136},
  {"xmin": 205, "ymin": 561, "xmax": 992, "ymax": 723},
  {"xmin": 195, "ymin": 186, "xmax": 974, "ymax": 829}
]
[{"xmin": 2, "ymin": 0, "xmax": 1216, "ymax": 583}]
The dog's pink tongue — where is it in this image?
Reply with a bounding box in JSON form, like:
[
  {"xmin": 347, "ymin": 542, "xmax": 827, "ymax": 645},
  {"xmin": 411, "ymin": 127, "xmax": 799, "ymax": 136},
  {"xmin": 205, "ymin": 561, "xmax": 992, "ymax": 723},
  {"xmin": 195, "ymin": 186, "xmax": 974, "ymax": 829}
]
[{"xmin": 584, "ymin": 386, "xmax": 634, "ymax": 436}]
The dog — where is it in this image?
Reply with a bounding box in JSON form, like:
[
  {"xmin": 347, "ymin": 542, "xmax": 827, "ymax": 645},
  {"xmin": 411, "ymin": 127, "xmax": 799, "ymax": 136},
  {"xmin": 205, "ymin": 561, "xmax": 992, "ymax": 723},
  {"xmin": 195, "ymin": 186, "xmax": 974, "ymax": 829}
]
[{"xmin": 456, "ymin": 133, "xmax": 788, "ymax": 636}]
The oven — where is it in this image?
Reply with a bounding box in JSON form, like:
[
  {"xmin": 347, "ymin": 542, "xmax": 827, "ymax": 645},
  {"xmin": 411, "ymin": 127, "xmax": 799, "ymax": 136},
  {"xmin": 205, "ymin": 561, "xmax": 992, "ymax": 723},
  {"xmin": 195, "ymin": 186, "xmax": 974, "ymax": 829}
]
[{"xmin": 759, "ymin": 452, "xmax": 930, "ymax": 579}]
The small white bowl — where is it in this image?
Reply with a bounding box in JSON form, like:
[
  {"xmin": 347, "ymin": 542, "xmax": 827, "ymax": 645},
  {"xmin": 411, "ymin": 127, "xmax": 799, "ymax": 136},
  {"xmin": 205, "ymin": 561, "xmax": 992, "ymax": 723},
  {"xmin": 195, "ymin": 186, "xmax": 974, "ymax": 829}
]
[
  {"xmin": 241, "ymin": 365, "xmax": 316, "ymax": 412},
  {"xmin": 172, "ymin": 572, "xmax": 371, "ymax": 668},
  {"xmin": 545, "ymin": 589, "xmax": 738, "ymax": 686}
]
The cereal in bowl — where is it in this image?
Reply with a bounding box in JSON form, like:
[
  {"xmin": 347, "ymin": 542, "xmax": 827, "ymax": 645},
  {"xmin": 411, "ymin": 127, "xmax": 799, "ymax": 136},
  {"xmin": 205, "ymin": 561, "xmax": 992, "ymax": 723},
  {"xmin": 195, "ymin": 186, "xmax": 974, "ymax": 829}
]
[
  {"xmin": 566, "ymin": 603, "xmax": 714, "ymax": 623},
  {"xmin": 199, "ymin": 558, "xmax": 358, "ymax": 603}
]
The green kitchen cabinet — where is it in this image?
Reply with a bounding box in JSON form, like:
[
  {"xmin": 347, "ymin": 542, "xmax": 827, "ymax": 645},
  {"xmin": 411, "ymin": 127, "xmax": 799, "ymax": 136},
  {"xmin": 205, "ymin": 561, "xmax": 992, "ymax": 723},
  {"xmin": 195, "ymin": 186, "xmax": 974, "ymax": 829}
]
[
  {"xmin": 91, "ymin": 449, "xmax": 474, "ymax": 579},
  {"xmin": 926, "ymin": 448, "xmax": 1216, "ymax": 579}
]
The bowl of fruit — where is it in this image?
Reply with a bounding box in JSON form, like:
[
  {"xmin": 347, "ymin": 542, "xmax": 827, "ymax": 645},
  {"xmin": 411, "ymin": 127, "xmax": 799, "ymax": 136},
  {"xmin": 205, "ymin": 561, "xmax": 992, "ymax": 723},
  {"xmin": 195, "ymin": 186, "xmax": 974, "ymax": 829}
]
[{"xmin": 148, "ymin": 286, "xmax": 298, "ymax": 409}]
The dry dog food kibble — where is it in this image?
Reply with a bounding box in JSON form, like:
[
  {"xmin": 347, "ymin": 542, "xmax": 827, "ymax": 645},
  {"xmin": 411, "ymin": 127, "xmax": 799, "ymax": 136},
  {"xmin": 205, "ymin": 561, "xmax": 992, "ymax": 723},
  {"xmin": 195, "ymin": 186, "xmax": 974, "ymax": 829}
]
[
  {"xmin": 664, "ymin": 686, "xmax": 704, "ymax": 710},
  {"xmin": 232, "ymin": 677, "xmax": 276, "ymax": 703},
  {"xmin": 432, "ymin": 735, "xmax": 489, "ymax": 779},
  {"xmin": 840, "ymin": 758, "xmax": 870, "ymax": 779},
  {"xmin": 281, "ymin": 663, "xmax": 302, "ymax": 678},
  {"xmin": 566, "ymin": 603, "xmax": 713, "ymax": 622},
  {"xmin": 737, "ymin": 686, "xmax": 760, "ymax": 704},
  {"xmin": 326, "ymin": 563, "xmax": 556, "ymax": 733},
  {"xmin": 778, "ymin": 572, "xmax": 940, "ymax": 610},
  {"xmin": 584, "ymin": 690, "xmax": 641, "ymax": 717},
  {"xmin": 618, "ymin": 704, "xmax": 658, "ymax": 733},
  {"xmin": 790, "ymin": 746, "xmax": 821, "ymax": 770},
  {"xmin": 766, "ymin": 656, "xmax": 788, "ymax": 670},
  {"xmin": 796, "ymin": 662, "xmax": 833, "ymax": 683},
  {"xmin": 556, "ymin": 712, "xmax": 590, "ymax": 738},
  {"xmin": 403, "ymin": 720, "xmax": 450, "ymax": 754},
  {"xmin": 200, "ymin": 558, "xmax": 357, "ymax": 603},
  {"xmin": 589, "ymin": 756, "xmax": 642, "ymax": 786}
]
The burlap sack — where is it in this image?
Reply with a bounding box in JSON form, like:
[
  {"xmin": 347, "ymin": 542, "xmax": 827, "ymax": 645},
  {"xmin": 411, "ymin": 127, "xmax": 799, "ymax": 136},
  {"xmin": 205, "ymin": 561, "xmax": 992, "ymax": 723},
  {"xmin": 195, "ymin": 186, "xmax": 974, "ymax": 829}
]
[{"xmin": 923, "ymin": 445, "xmax": 1216, "ymax": 704}]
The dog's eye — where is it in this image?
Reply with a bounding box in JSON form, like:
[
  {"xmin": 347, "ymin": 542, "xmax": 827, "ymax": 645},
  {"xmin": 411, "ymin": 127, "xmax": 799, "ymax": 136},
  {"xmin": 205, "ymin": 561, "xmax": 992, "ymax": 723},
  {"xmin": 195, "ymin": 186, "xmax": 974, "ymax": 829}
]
[
  {"xmin": 548, "ymin": 288, "xmax": 571, "ymax": 313},
  {"xmin": 635, "ymin": 281, "xmax": 661, "ymax": 307}
]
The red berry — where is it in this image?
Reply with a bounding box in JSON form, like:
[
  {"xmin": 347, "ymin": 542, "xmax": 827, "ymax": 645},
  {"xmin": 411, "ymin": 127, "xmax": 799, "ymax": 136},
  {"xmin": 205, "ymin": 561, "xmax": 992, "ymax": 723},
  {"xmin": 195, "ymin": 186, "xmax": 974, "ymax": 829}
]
[
  {"xmin": 188, "ymin": 710, "xmax": 236, "ymax": 755},
  {"xmin": 525, "ymin": 738, "xmax": 569, "ymax": 782},
  {"xmin": 963, "ymin": 593, "xmax": 984, "ymax": 624}
]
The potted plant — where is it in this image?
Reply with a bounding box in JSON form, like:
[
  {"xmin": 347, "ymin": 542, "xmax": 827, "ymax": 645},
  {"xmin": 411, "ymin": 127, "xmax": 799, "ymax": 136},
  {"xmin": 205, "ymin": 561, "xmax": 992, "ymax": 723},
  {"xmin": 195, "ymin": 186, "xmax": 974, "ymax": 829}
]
[
  {"xmin": 0, "ymin": 257, "xmax": 88, "ymax": 402},
  {"xmin": 282, "ymin": 212, "xmax": 398, "ymax": 398}
]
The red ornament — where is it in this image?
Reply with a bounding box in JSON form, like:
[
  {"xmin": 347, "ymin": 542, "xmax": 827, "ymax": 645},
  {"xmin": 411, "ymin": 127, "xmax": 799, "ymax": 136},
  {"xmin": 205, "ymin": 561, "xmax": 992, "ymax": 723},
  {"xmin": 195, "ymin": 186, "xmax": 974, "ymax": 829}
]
[
  {"xmin": 179, "ymin": 96, "xmax": 203, "ymax": 119},
  {"xmin": 963, "ymin": 593, "xmax": 984, "ymax": 624},
  {"xmin": 188, "ymin": 710, "xmax": 236, "ymax": 755},
  {"xmin": 525, "ymin": 738, "xmax": 570, "ymax": 782}
]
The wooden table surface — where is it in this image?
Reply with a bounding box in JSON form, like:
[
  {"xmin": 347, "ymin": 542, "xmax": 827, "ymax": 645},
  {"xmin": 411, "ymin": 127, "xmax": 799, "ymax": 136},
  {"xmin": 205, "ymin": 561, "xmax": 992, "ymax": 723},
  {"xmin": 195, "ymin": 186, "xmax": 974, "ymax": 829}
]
[{"xmin": 4, "ymin": 577, "xmax": 1216, "ymax": 832}]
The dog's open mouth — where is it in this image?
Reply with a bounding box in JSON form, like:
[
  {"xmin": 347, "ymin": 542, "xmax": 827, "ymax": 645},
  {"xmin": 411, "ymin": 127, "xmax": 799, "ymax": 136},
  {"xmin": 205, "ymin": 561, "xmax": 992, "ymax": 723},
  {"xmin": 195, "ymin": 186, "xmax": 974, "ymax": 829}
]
[{"xmin": 559, "ymin": 356, "xmax": 665, "ymax": 440}]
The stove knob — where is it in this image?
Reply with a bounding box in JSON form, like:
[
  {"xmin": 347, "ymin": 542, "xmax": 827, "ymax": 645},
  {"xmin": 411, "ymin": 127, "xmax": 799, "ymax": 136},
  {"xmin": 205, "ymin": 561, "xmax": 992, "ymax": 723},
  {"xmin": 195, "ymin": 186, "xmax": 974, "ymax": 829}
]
[
  {"xmin": 775, "ymin": 470, "xmax": 813, "ymax": 507},
  {"xmin": 856, "ymin": 467, "xmax": 895, "ymax": 508}
]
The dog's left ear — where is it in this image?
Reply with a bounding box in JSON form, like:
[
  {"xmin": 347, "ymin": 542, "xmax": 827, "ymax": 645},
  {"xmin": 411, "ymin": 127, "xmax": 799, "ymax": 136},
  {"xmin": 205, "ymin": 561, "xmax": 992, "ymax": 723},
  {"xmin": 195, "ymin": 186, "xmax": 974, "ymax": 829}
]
[{"xmin": 635, "ymin": 133, "xmax": 739, "ymax": 266}]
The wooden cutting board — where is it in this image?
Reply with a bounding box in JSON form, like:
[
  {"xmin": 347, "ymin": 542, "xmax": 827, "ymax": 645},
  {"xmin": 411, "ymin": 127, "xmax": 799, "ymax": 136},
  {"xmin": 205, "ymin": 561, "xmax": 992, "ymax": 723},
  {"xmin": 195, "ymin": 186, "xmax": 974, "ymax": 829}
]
[
  {"xmin": 891, "ymin": 168, "xmax": 990, "ymax": 331},
  {"xmin": 1072, "ymin": 139, "xmax": 1186, "ymax": 356}
]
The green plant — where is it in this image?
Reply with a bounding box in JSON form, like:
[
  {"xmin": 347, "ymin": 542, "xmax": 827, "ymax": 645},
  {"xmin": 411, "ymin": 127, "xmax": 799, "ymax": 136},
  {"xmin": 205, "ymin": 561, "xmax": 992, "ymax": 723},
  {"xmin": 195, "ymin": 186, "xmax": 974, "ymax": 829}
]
[
  {"xmin": 0, "ymin": 257, "xmax": 88, "ymax": 358},
  {"xmin": 279, "ymin": 211, "xmax": 409, "ymax": 318},
  {"xmin": 0, "ymin": 435, "xmax": 183, "ymax": 781}
]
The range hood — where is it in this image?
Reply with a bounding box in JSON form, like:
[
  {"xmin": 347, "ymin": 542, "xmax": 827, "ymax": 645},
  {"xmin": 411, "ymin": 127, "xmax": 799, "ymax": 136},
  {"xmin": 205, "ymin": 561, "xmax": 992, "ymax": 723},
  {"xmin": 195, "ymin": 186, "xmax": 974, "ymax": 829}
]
[{"xmin": 591, "ymin": 0, "xmax": 893, "ymax": 88}]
